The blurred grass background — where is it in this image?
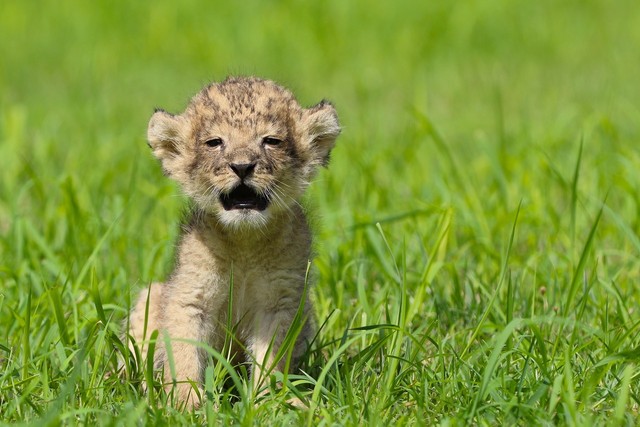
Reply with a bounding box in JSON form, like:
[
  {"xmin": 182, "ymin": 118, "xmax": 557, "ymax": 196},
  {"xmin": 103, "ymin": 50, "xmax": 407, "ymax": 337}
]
[{"xmin": 1, "ymin": 0, "xmax": 640, "ymax": 424}]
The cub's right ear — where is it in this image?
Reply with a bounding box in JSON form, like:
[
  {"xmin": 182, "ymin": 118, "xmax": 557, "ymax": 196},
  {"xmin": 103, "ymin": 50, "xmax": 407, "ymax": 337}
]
[{"xmin": 147, "ymin": 109, "xmax": 188, "ymax": 174}]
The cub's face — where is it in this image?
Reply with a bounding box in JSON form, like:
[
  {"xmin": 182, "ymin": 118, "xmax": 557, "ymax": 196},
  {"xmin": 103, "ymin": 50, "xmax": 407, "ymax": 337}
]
[{"xmin": 147, "ymin": 77, "xmax": 340, "ymax": 229}]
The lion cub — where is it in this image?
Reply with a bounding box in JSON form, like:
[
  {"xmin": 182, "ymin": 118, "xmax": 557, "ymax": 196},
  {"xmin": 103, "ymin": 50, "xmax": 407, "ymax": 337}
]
[{"xmin": 126, "ymin": 77, "xmax": 340, "ymax": 407}]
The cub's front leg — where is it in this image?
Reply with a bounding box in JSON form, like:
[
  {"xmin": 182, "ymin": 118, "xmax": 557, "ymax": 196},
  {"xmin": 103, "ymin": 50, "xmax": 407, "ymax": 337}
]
[
  {"xmin": 159, "ymin": 281, "xmax": 215, "ymax": 408},
  {"xmin": 249, "ymin": 295, "xmax": 314, "ymax": 388}
]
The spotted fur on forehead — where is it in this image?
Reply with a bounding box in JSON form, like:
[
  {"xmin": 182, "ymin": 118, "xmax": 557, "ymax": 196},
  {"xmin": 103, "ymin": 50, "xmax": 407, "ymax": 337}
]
[{"xmin": 186, "ymin": 77, "xmax": 303, "ymax": 133}]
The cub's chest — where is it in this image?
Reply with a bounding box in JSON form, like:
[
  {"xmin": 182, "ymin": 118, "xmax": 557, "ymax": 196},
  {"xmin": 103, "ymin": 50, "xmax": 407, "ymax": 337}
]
[{"xmin": 215, "ymin": 262, "xmax": 303, "ymax": 327}]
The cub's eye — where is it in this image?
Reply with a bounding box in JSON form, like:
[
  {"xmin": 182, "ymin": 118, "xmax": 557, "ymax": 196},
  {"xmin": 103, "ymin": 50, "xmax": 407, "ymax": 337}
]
[
  {"xmin": 205, "ymin": 138, "xmax": 223, "ymax": 147},
  {"xmin": 262, "ymin": 136, "xmax": 283, "ymax": 146}
]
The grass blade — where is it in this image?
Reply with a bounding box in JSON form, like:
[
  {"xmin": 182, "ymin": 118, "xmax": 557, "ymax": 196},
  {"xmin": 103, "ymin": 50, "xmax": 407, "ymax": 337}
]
[{"xmin": 461, "ymin": 201, "xmax": 521, "ymax": 359}]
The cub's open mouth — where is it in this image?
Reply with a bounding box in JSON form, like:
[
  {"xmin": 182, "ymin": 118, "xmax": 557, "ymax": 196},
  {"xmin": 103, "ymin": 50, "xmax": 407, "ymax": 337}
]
[{"xmin": 220, "ymin": 184, "xmax": 269, "ymax": 211}]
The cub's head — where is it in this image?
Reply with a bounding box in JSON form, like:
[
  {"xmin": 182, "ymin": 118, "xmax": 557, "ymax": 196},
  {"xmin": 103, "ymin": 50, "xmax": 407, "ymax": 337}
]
[{"xmin": 147, "ymin": 77, "xmax": 340, "ymax": 229}]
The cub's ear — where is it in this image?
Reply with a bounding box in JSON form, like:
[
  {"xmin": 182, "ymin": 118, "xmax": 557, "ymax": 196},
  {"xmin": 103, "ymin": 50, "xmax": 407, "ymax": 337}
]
[
  {"xmin": 302, "ymin": 100, "xmax": 341, "ymax": 167},
  {"xmin": 147, "ymin": 109, "xmax": 188, "ymax": 175}
]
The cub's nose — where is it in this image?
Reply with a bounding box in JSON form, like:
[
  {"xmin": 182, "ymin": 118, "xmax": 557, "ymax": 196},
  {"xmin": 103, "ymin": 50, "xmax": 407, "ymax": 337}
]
[{"xmin": 229, "ymin": 161, "xmax": 257, "ymax": 180}]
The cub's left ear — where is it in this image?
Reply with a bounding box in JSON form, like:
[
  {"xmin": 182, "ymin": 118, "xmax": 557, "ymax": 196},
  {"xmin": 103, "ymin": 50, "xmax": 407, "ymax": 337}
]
[{"xmin": 302, "ymin": 100, "xmax": 341, "ymax": 166}]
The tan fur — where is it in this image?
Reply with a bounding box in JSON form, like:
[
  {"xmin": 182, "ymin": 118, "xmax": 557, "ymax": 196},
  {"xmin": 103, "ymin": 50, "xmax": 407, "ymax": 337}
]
[{"xmin": 126, "ymin": 77, "xmax": 340, "ymax": 407}]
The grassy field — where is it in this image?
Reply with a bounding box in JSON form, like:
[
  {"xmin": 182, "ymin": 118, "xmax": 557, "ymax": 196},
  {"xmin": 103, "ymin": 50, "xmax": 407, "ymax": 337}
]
[{"xmin": 1, "ymin": 0, "xmax": 640, "ymax": 425}]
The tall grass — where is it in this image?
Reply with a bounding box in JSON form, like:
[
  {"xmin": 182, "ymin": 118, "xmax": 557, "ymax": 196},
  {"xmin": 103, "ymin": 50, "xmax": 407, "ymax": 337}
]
[{"xmin": 1, "ymin": 0, "xmax": 640, "ymax": 424}]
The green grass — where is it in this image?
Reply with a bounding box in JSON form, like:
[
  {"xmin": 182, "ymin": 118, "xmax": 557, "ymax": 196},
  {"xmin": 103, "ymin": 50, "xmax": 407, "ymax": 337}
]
[{"xmin": 1, "ymin": 0, "xmax": 640, "ymax": 425}]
